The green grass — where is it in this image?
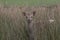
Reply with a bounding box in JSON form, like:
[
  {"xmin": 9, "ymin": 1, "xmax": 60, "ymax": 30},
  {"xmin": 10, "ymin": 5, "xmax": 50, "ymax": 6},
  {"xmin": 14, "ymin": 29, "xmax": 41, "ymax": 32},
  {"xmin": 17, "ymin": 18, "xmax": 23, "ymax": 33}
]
[
  {"xmin": 0, "ymin": 0, "xmax": 60, "ymax": 40},
  {"xmin": 0, "ymin": 0, "xmax": 60, "ymax": 6},
  {"xmin": 0, "ymin": 5, "xmax": 60, "ymax": 40}
]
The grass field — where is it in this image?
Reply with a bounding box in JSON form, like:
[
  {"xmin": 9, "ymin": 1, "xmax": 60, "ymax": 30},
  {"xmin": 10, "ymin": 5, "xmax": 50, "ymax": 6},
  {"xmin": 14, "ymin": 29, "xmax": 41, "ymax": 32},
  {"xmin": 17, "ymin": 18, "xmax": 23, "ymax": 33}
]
[
  {"xmin": 0, "ymin": 0, "xmax": 60, "ymax": 40},
  {"xmin": 0, "ymin": 5, "xmax": 60, "ymax": 40},
  {"xmin": 0, "ymin": 0, "xmax": 60, "ymax": 6}
]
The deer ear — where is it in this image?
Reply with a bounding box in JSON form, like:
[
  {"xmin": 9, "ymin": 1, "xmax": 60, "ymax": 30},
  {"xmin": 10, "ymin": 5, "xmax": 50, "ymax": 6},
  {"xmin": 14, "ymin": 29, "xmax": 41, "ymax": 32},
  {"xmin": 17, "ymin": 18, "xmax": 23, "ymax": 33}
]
[
  {"xmin": 33, "ymin": 11, "xmax": 36, "ymax": 16},
  {"xmin": 22, "ymin": 12, "xmax": 26, "ymax": 16}
]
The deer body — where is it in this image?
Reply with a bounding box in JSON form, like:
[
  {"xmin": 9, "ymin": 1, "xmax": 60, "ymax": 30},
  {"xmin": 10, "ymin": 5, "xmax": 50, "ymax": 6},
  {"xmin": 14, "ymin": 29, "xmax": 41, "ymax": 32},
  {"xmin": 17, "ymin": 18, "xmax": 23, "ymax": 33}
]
[
  {"xmin": 22, "ymin": 9, "xmax": 36, "ymax": 40},
  {"xmin": 28, "ymin": 20, "xmax": 34, "ymax": 40}
]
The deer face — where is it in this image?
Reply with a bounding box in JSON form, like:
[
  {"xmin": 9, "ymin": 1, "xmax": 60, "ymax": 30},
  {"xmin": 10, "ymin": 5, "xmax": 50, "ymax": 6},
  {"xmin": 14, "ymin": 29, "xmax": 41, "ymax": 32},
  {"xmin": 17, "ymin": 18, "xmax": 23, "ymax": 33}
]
[{"xmin": 23, "ymin": 11, "xmax": 36, "ymax": 23}]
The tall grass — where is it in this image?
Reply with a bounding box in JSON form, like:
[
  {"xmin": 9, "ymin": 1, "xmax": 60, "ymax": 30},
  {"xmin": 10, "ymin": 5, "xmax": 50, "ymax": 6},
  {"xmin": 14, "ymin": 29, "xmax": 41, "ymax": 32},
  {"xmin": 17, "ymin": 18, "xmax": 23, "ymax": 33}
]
[{"xmin": 0, "ymin": 4, "xmax": 60, "ymax": 40}]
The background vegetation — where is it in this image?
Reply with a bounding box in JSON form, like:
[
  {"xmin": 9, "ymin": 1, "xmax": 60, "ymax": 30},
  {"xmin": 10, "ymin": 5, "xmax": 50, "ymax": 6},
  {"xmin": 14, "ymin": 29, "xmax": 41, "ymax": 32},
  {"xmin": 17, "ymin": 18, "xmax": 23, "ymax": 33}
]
[
  {"xmin": 0, "ymin": 0, "xmax": 60, "ymax": 40},
  {"xmin": 0, "ymin": 0, "xmax": 60, "ymax": 6}
]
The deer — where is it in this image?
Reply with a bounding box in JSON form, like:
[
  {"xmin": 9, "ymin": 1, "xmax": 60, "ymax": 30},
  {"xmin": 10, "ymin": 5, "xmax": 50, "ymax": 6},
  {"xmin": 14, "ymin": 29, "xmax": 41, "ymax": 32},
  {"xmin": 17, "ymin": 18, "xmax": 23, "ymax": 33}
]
[{"xmin": 22, "ymin": 8, "xmax": 36, "ymax": 40}]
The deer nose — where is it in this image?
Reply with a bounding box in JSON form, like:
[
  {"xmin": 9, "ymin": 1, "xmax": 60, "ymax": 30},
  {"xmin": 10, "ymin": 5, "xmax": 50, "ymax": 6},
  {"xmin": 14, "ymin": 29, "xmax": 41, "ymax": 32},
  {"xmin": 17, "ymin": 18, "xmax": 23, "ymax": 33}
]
[{"xmin": 27, "ymin": 19, "xmax": 31, "ymax": 23}]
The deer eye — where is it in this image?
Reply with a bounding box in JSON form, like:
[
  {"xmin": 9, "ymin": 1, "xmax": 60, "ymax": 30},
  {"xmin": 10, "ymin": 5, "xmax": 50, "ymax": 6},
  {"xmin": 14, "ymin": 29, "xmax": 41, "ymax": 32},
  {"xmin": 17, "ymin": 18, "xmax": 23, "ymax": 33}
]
[
  {"xmin": 22, "ymin": 12, "xmax": 26, "ymax": 16},
  {"xmin": 26, "ymin": 16, "xmax": 27, "ymax": 18},
  {"xmin": 33, "ymin": 11, "xmax": 36, "ymax": 16}
]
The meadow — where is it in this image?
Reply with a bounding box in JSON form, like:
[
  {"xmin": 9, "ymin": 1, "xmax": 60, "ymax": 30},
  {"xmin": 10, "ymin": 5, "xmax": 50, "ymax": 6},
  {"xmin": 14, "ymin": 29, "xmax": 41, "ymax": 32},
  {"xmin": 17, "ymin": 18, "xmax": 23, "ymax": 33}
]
[
  {"xmin": 0, "ymin": 0, "xmax": 60, "ymax": 40},
  {"xmin": 0, "ymin": 0, "xmax": 60, "ymax": 6}
]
